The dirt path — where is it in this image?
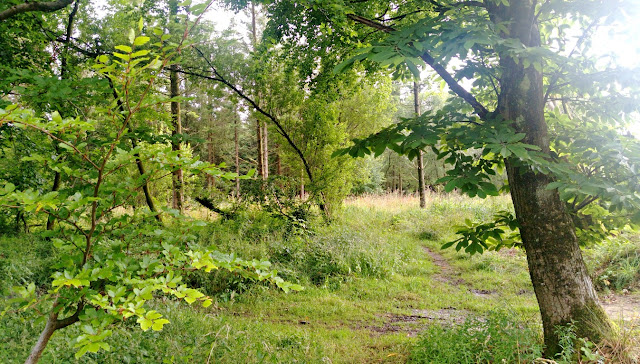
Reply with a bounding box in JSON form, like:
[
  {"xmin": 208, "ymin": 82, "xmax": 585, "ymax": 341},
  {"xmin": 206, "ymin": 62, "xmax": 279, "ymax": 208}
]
[
  {"xmin": 422, "ymin": 246, "xmax": 465, "ymax": 285},
  {"xmin": 601, "ymin": 293, "xmax": 640, "ymax": 326}
]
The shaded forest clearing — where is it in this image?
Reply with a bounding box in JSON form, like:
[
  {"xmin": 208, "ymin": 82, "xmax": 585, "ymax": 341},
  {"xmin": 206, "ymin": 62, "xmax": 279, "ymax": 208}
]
[{"xmin": 2, "ymin": 194, "xmax": 639, "ymax": 363}]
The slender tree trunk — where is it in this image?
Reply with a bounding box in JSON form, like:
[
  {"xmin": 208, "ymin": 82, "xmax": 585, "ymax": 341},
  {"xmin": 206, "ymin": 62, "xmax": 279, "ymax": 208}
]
[
  {"xmin": 25, "ymin": 300, "xmax": 81, "ymax": 364},
  {"xmin": 46, "ymin": 170, "xmax": 61, "ymax": 230},
  {"xmin": 414, "ymin": 81, "xmax": 426, "ymax": 208},
  {"xmin": 256, "ymin": 119, "xmax": 263, "ymax": 178},
  {"xmin": 262, "ymin": 122, "xmax": 269, "ymax": 179},
  {"xmin": 235, "ymin": 117, "xmax": 240, "ymax": 199},
  {"xmin": 487, "ymin": 0, "xmax": 612, "ymax": 355},
  {"xmin": 207, "ymin": 130, "xmax": 215, "ymax": 189},
  {"xmin": 169, "ymin": 0, "xmax": 183, "ymax": 212},
  {"xmin": 275, "ymin": 143, "xmax": 282, "ymax": 175},
  {"xmin": 300, "ymin": 168, "xmax": 304, "ymax": 199},
  {"xmin": 25, "ymin": 312, "xmax": 59, "ymax": 364},
  {"xmin": 170, "ymin": 65, "xmax": 184, "ymax": 212}
]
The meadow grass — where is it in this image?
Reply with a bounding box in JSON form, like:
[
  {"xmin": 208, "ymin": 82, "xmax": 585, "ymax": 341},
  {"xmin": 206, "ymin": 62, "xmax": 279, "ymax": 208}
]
[{"xmin": 1, "ymin": 193, "xmax": 637, "ymax": 363}]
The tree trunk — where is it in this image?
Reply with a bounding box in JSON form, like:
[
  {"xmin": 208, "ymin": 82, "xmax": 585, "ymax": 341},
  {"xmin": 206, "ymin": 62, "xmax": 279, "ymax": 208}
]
[
  {"xmin": 487, "ymin": 0, "xmax": 612, "ymax": 355},
  {"xmin": 235, "ymin": 117, "xmax": 240, "ymax": 199},
  {"xmin": 170, "ymin": 64, "xmax": 184, "ymax": 212},
  {"xmin": 414, "ymin": 81, "xmax": 426, "ymax": 208},
  {"xmin": 169, "ymin": 0, "xmax": 183, "ymax": 213},
  {"xmin": 25, "ymin": 312, "xmax": 58, "ymax": 364},
  {"xmin": 25, "ymin": 300, "xmax": 81, "ymax": 364},
  {"xmin": 46, "ymin": 171, "xmax": 61, "ymax": 230},
  {"xmin": 300, "ymin": 168, "xmax": 305, "ymax": 199},
  {"xmin": 207, "ymin": 130, "xmax": 215, "ymax": 190},
  {"xmin": 262, "ymin": 121, "xmax": 269, "ymax": 179},
  {"xmin": 275, "ymin": 143, "xmax": 282, "ymax": 175},
  {"xmin": 256, "ymin": 119, "xmax": 263, "ymax": 178}
]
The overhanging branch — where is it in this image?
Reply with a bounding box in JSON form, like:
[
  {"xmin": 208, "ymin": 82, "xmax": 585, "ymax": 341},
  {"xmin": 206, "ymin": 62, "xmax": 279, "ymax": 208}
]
[
  {"xmin": 190, "ymin": 48, "xmax": 316, "ymax": 183},
  {"xmin": 346, "ymin": 13, "xmax": 489, "ymax": 119}
]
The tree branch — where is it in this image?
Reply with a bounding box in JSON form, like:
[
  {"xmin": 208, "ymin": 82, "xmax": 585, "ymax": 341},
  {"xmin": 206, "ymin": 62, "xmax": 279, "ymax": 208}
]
[
  {"xmin": 346, "ymin": 14, "xmax": 490, "ymax": 119},
  {"xmin": 189, "ymin": 48, "xmax": 317, "ymax": 184},
  {"xmin": 0, "ymin": 0, "xmax": 74, "ymax": 21}
]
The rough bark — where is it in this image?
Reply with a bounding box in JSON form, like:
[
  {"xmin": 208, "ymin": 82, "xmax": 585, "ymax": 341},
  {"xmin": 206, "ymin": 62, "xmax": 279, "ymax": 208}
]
[
  {"xmin": 487, "ymin": 0, "xmax": 612, "ymax": 355},
  {"xmin": 0, "ymin": 0, "xmax": 74, "ymax": 21},
  {"xmin": 414, "ymin": 81, "xmax": 426, "ymax": 208}
]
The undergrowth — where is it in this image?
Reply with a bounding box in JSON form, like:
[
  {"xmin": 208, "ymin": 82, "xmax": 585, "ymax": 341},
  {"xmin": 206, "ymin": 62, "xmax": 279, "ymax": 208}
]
[
  {"xmin": 409, "ymin": 310, "xmax": 544, "ymax": 363},
  {"xmin": 586, "ymin": 233, "xmax": 640, "ymax": 292},
  {"xmin": 1, "ymin": 194, "xmax": 638, "ymax": 363}
]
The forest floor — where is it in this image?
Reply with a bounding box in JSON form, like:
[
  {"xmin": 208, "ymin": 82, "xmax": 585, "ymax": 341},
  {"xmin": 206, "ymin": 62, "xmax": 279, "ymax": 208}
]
[{"xmin": 1, "ymin": 194, "xmax": 639, "ymax": 363}]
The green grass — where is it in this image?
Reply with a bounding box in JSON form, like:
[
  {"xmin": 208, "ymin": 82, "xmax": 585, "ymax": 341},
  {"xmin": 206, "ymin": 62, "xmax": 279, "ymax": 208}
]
[{"xmin": 2, "ymin": 193, "xmax": 635, "ymax": 363}]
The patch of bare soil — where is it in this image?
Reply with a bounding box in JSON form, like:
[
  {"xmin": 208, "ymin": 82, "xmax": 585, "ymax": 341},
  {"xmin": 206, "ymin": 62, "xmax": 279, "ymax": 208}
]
[
  {"xmin": 367, "ymin": 308, "xmax": 470, "ymax": 337},
  {"xmin": 601, "ymin": 292, "xmax": 640, "ymax": 326},
  {"xmin": 422, "ymin": 246, "xmax": 497, "ymax": 298}
]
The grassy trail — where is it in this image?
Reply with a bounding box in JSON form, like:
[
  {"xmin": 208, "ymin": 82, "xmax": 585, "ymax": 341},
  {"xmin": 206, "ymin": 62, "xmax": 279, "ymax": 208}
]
[{"xmin": 199, "ymin": 194, "xmax": 541, "ymax": 363}]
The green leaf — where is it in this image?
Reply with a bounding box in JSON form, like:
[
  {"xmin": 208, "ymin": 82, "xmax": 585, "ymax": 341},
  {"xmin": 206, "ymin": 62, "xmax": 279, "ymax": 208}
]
[
  {"xmin": 128, "ymin": 29, "xmax": 135, "ymax": 44},
  {"xmin": 115, "ymin": 45, "xmax": 132, "ymax": 53},
  {"xmin": 444, "ymin": 179, "xmax": 458, "ymax": 193},
  {"xmin": 405, "ymin": 59, "xmax": 420, "ymax": 79},
  {"xmin": 151, "ymin": 319, "xmax": 170, "ymax": 331},
  {"xmin": 134, "ymin": 36, "xmax": 150, "ymax": 46}
]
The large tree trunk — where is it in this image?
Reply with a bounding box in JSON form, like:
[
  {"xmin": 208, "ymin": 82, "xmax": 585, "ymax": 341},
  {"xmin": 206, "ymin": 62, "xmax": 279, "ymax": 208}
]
[
  {"xmin": 487, "ymin": 0, "xmax": 612, "ymax": 355},
  {"xmin": 414, "ymin": 81, "xmax": 426, "ymax": 208}
]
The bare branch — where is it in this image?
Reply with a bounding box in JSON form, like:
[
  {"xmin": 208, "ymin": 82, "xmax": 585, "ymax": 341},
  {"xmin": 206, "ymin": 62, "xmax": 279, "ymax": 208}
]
[{"xmin": 189, "ymin": 49, "xmax": 317, "ymax": 184}]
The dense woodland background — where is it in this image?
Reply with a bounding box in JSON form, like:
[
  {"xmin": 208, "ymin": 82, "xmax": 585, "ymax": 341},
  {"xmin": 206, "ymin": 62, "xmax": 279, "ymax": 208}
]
[{"xmin": 1, "ymin": 0, "xmax": 640, "ymax": 363}]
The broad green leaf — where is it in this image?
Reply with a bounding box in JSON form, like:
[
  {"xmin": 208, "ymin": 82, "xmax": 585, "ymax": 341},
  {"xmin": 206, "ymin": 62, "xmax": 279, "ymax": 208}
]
[{"xmin": 134, "ymin": 36, "xmax": 150, "ymax": 46}]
